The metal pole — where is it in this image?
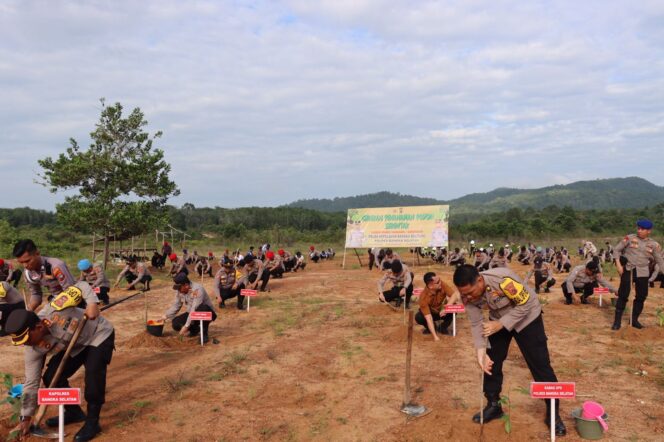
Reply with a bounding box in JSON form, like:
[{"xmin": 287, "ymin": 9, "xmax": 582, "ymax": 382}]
[
  {"xmin": 453, "ymin": 313, "xmax": 456, "ymax": 337},
  {"xmin": 200, "ymin": 320, "xmax": 204, "ymax": 346},
  {"xmin": 342, "ymin": 248, "xmax": 347, "ymax": 269},
  {"xmin": 58, "ymin": 404, "xmax": 64, "ymax": 442},
  {"xmin": 550, "ymin": 399, "xmax": 555, "ymax": 442},
  {"xmin": 403, "ymin": 310, "xmax": 414, "ymax": 405}
]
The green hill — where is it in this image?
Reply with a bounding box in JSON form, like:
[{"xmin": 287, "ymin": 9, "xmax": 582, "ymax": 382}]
[{"xmin": 285, "ymin": 177, "xmax": 664, "ymax": 214}]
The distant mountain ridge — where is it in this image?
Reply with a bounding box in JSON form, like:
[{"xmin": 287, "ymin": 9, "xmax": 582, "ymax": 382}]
[{"xmin": 285, "ymin": 177, "xmax": 664, "ymax": 214}]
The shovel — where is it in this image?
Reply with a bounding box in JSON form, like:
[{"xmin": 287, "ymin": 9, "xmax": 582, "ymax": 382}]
[
  {"xmin": 29, "ymin": 316, "xmax": 89, "ymax": 439},
  {"xmin": 400, "ymin": 311, "xmax": 430, "ymax": 418}
]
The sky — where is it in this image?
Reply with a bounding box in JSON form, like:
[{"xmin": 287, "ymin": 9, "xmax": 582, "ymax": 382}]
[{"xmin": 2, "ymin": 0, "xmax": 664, "ymax": 210}]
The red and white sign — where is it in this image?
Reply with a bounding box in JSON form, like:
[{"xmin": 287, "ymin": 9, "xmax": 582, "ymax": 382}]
[
  {"xmin": 93, "ymin": 287, "xmax": 100, "ymax": 294},
  {"xmin": 241, "ymin": 289, "xmax": 258, "ymax": 297},
  {"xmin": 189, "ymin": 311, "xmax": 212, "ymax": 321},
  {"xmin": 38, "ymin": 388, "xmax": 81, "ymax": 405},
  {"xmin": 593, "ymin": 287, "xmax": 610, "ymax": 294},
  {"xmin": 444, "ymin": 304, "xmax": 466, "ymax": 314},
  {"xmin": 530, "ymin": 382, "xmax": 576, "ymax": 399},
  {"xmin": 413, "ymin": 288, "xmax": 424, "ymax": 296}
]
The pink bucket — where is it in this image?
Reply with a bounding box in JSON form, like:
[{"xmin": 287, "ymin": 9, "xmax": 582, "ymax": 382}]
[{"xmin": 582, "ymin": 401, "xmax": 609, "ymax": 431}]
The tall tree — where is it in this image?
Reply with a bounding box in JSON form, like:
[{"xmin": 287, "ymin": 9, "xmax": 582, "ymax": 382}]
[{"xmin": 38, "ymin": 99, "xmax": 179, "ymax": 269}]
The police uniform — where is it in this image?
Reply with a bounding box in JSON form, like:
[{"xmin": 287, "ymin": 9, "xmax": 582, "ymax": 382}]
[
  {"xmin": 116, "ymin": 262, "xmax": 152, "ymax": 290},
  {"xmin": 170, "ymin": 256, "xmax": 188, "ymax": 276},
  {"xmin": 237, "ymin": 257, "xmax": 270, "ymax": 292},
  {"xmin": 448, "ymin": 250, "xmax": 465, "ymax": 267},
  {"xmin": 213, "ymin": 264, "xmax": 242, "ymax": 309},
  {"xmin": 0, "ymin": 260, "xmax": 21, "ymax": 287},
  {"xmin": 195, "ymin": 258, "xmax": 212, "ymax": 277},
  {"xmin": 5, "ymin": 282, "xmax": 114, "ymax": 441},
  {"xmin": 265, "ymin": 254, "xmax": 285, "ymax": 278},
  {"xmin": 24, "ymin": 256, "xmax": 76, "ymax": 309},
  {"xmin": 464, "ymin": 268, "xmax": 562, "ymax": 431},
  {"xmin": 649, "ymin": 260, "xmax": 664, "ymax": 288},
  {"xmin": 79, "ymin": 263, "xmax": 111, "ymax": 304},
  {"xmin": 377, "ymin": 262, "xmax": 413, "ymax": 307},
  {"xmin": 526, "ymin": 256, "xmax": 556, "ymax": 294},
  {"xmin": 164, "ymin": 280, "xmax": 217, "ymax": 337},
  {"xmin": 517, "ymin": 248, "xmax": 531, "ymax": 265},
  {"xmin": 489, "ymin": 253, "xmax": 507, "ymax": 269},
  {"xmin": 612, "ymin": 222, "xmax": 664, "ymax": 329},
  {"xmin": 474, "ymin": 251, "xmax": 490, "ymax": 271},
  {"xmin": 0, "ymin": 281, "xmax": 25, "ymax": 334},
  {"xmin": 562, "ymin": 264, "xmax": 615, "ymax": 304}
]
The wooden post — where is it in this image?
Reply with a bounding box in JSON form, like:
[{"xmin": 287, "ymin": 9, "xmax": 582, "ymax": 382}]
[
  {"xmin": 91, "ymin": 233, "xmax": 96, "ymax": 261},
  {"xmin": 342, "ymin": 248, "xmax": 347, "ymax": 269},
  {"xmin": 353, "ymin": 248, "xmax": 363, "ymax": 267},
  {"xmin": 403, "ymin": 310, "xmax": 414, "ymax": 405}
]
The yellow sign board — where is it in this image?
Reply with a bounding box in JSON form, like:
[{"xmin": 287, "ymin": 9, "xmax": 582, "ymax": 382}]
[{"xmin": 345, "ymin": 205, "xmax": 449, "ymax": 248}]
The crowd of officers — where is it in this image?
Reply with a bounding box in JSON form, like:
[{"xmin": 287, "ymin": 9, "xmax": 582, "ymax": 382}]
[
  {"xmin": 1, "ymin": 218, "xmax": 663, "ymax": 439},
  {"xmin": 370, "ymin": 218, "xmax": 663, "ymax": 436},
  {"xmin": 0, "ymin": 238, "xmax": 332, "ymax": 441}
]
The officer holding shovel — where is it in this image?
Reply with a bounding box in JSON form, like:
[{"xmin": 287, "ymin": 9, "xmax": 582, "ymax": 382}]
[
  {"xmin": 453, "ymin": 264, "xmax": 566, "ymax": 436},
  {"xmin": 4, "ymin": 281, "xmax": 115, "ymax": 442},
  {"xmin": 161, "ymin": 273, "xmax": 217, "ymax": 342}
]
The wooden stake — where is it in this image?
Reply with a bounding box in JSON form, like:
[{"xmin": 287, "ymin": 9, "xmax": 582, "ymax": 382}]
[
  {"xmin": 403, "ymin": 310, "xmax": 414, "ymax": 405},
  {"xmin": 353, "ymin": 248, "xmax": 363, "ymax": 267}
]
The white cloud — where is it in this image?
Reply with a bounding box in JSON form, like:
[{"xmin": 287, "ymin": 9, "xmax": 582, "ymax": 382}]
[{"xmin": 0, "ymin": 0, "xmax": 662, "ymax": 209}]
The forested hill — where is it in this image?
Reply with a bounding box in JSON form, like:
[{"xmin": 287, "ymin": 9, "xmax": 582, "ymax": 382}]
[{"xmin": 285, "ymin": 177, "xmax": 664, "ymax": 213}]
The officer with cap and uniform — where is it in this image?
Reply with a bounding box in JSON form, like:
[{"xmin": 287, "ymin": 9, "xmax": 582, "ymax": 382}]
[
  {"xmin": 0, "ymin": 258, "xmax": 22, "ymax": 287},
  {"xmin": 114, "ymin": 257, "xmax": 152, "ymax": 291},
  {"xmin": 78, "ymin": 259, "xmax": 111, "ymax": 305},
  {"xmin": 237, "ymin": 255, "xmax": 270, "ymax": 292},
  {"xmin": 13, "ymin": 239, "xmax": 99, "ymax": 320},
  {"xmin": 562, "ymin": 261, "xmax": 616, "ymax": 305},
  {"xmin": 4, "ymin": 281, "xmax": 113, "ymax": 442},
  {"xmin": 526, "ymin": 254, "xmax": 556, "ymax": 294},
  {"xmin": 265, "ymin": 251, "xmax": 285, "ymax": 279},
  {"xmin": 194, "ymin": 256, "xmax": 212, "ymax": 277},
  {"xmin": 612, "ymin": 219, "xmax": 664, "ymax": 329},
  {"xmin": 161, "ymin": 273, "xmax": 217, "ymax": 342},
  {"xmin": 0, "ymin": 280, "xmax": 25, "ymax": 336},
  {"xmin": 377, "ymin": 260, "xmax": 414, "ymax": 308},
  {"xmin": 453, "ymin": 264, "xmax": 566, "ymax": 436},
  {"xmin": 213, "ymin": 257, "xmax": 243, "ymax": 309}
]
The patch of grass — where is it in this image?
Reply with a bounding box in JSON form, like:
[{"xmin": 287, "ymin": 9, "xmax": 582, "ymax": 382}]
[
  {"xmin": 359, "ymin": 368, "xmax": 368, "ymax": 376},
  {"xmin": 452, "ymin": 396, "xmax": 468, "ymax": 410},
  {"xmin": 164, "ymin": 371, "xmax": 194, "ymax": 393},
  {"xmin": 148, "ymin": 415, "xmax": 158, "ymax": 423},
  {"xmin": 268, "ymin": 311, "xmax": 299, "ymax": 336},
  {"xmin": 606, "ymin": 357, "xmax": 624, "ymax": 368},
  {"xmin": 514, "ymin": 386, "xmax": 530, "ymax": 395},
  {"xmin": 133, "ymin": 400, "xmax": 152, "ymax": 409},
  {"xmin": 336, "ymin": 416, "xmax": 348, "ymax": 425},
  {"xmin": 333, "ymin": 304, "xmax": 345, "ymax": 318}
]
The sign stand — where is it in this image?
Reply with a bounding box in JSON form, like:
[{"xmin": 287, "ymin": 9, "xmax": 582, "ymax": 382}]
[
  {"xmin": 188, "ymin": 311, "xmax": 212, "ymax": 346},
  {"xmin": 241, "ymin": 289, "xmax": 258, "ymax": 312},
  {"xmin": 444, "ymin": 304, "xmax": 465, "ymax": 336},
  {"xmin": 594, "ymin": 287, "xmax": 609, "ymax": 307},
  {"xmin": 530, "ymin": 382, "xmax": 576, "ymax": 442},
  {"xmin": 342, "ymin": 248, "xmax": 347, "ymax": 269},
  {"xmin": 38, "ymin": 388, "xmax": 81, "ymax": 442}
]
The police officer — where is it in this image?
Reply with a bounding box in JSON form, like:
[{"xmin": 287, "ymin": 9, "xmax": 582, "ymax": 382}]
[
  {"xmin": 489, "ymin": 248, "xmax": 508, "ymax": 269},
  {"xmin": 237, "ymin": 254, "xmax": 270, "ymax": 292},
  {"xmin": 516, "ymin": 246, "xmax": 531, "ymax": 265},
  {"xmin": 78, "ymin": 259, "xmax": 111, "ymax": 305},
  {"xmin": 453, "ymin": 265, "xmax": 566, "ymax": 436},
  {"xmin": 526, "ymin": 255, "xmax": 556, "ymax": 294},
  {"xmin": 161, "ymin": 273, "xmax": 217, "ymax": 341},
  {"xmin": 114, "ymin": 257, "xmax": 152, "ymax": 291},
  {"xmin": 562, "ymin": 261, "xmax": 616, "ymax": 305},
  {"xmin": 13, "ymin": 239, "xmax": 99, "ymax": 320},
  {"xmin": 5, "ymin": 282, "xmax": 113, "ymax": 442},
  {"xmin": 377, "ymin": 260, "xmax": 413, "ymax": 308},
  {"xmin": 0, "ymin": 280, "xmax": 25, "ymax": 335},
  {"xmin": 474, "ymin": 249, "xmax": 491, "ymax": 271},
  {"xmin": 265, "ymin": 251, "xmax": 285, "ymax": 278},
  {"xmin": 194, "ymin": 256, "xmax": 212, "ymax": 277},
  {"xmin": 168, "ymin": 253, "xmax": 188, "ymax": 276},
  {"xmin": 0, "ymin": 258, "xmax": 21, "ymax": 287},
  {"xmin": 293, "ymin": 251, "xmax": 306, "ymax": 272},
  {"xmin": 448, "ymin": 248, "xmax": 465, "ymax": 267},
  {"xmin": 213, "ymin": 257, "xmax": 242, "ymax": 309},
  {"xmin": 612, "ymin": 219, "xmax": 664, "ymax": 329}
]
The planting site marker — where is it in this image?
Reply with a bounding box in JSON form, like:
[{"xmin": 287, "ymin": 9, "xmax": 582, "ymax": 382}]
[
  {"xmin": 189, "ymin": 311, "xmax": 212, "ymax": 346},
  {"xmin": 241, "ymin": 289, "xmax": 258, "ymax": 312},
  {"xmin": 594, "ymin": 287, "xmax": 609, "ymax": 307},
  {"xmin": 530, "ymin": 382, "xmax": 576, "ymax": 442},
  {"xmin": 38, "ymin": 388, "xmax": 81, "ymax": 442},
  {"xmin": 444, "ymin": 304, "xmax": 465, "ymax": 336}
]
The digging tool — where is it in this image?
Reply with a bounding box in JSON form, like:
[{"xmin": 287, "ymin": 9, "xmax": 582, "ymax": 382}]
[
  {"xmin": 100, "ymin": 291, "xmax": 143, "ymax": 312},
  {"xmin": 479, "ymin": 335, "xmax": 488, "ymax": 441},
  {"xmin": 30, "ymin": 316, "xmax": 88, "ymax": 439},
  {"xmin": 400, "ymin": 311, "xmax": 430, "ymax": 418}
]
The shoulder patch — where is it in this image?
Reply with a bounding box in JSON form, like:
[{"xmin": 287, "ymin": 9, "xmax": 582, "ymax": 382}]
[
  {"xmin": 499, "ymin": 277, "xmax": 530, "ymax": 306},
  {"xmin": 53, "ymin": 267, "xmax": 67, "ymax": 285},
  {"xmin": 0, "ymin": 284, "xmax": 5, "ymax": 298}
]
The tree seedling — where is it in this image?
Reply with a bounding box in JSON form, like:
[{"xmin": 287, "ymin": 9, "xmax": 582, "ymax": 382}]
[
  {"xmin": 499, "ymin": 394, "xmax": 512, "ymax": 434},
  {"xmin": 655, "ymin": 307, "xmax": 664, "ymax": 327},
  {"xmin": 1, "ymin": 373, "xmax": 21, "ymax": 441}
]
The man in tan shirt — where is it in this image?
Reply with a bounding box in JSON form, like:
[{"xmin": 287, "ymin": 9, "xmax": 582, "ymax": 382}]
[{"xmin": 415, "ymin": 272, "xmax": 461, "ymax": 340}]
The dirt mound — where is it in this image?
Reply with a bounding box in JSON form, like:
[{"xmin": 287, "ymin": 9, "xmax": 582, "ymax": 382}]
[{"xmin": 123, "ymin": 331, "xmax": 199, "ymax": 349}]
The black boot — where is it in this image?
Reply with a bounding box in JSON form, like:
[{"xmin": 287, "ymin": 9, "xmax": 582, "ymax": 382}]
[
  {"xmin": 632, "ymin": 301, "xmax": 645, "ymax": 329},
  {"xmin": 46, "ymin": 405, "xmax": 86, "ymax": 427},
  {"xmin": 612, "ymin": 309, "xmax": 623, "ymax": 330},
  {"xmin": 74, "ymin": 404, "xmax": 102, "ymax": 441},
  {"xmin": 472, "ymin": 395, "xmax": 503, "ymax": 423},
  {"xmin": 580, "ymin": 295, "xmax": 589, "ymax": 304},
  {"xmin": 545, "ymin": 416, "xmax": 567, "ymax": 436}
]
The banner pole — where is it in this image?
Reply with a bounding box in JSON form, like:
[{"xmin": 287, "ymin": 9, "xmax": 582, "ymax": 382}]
[{"xmin": 342, "ymin": 248, "xmax": 347, "ymax": 269}]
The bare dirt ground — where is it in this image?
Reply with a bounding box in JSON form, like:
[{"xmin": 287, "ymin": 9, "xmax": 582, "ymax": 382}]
[{"xmin": 2, "ymin": 255, "xmax": 664, "ymax": 441}]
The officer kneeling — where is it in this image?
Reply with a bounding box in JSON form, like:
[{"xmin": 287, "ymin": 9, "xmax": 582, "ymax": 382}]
[
  {"xmin": 5, "ymin": 282, "xmax": 114, "ymax": 442},
  {"xmin": 162, "ymin": 273, "xmax": 217, "ymax": 342},
  {"xmin": 453, "ymin": 265, "xmax": 566, "ymax": 436}
]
